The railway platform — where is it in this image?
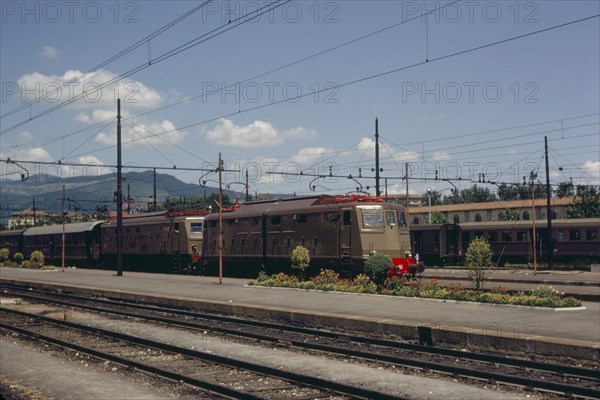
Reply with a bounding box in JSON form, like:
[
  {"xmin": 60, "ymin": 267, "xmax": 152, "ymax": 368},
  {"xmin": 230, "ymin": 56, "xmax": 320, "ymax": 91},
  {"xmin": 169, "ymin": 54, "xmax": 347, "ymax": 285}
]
[
  {"xmin": 1, "ymin": 267, "xmax": 599, "ymax": 361},
  {"xmin": 422, "ymin": 268, "xmax": 600, "ymax": 301}
]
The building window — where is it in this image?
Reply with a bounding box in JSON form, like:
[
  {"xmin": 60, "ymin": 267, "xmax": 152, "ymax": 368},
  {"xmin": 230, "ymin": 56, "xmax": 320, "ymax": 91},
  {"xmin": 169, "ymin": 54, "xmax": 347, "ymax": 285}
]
[
  {"xmin": 475, "ymin": 213, "xmax": 482, "ymax": 222},
  {"xmin": 522, "ymin": 211, "xmax": 529, "ymax": 220},
  {"xmin": 586, "ymin": 230, "xmax": 598, "ymax": 241},
  {"xmin": 569, "ymin": 230, "xmax": 581, "ymax": 241},
  {"xmin": 453, "ymin": 215, "xmax": 460, "ymax": 224},
  {"xmin": 413, "ymin": 216, "xmax": 419, "ymax": 225}
]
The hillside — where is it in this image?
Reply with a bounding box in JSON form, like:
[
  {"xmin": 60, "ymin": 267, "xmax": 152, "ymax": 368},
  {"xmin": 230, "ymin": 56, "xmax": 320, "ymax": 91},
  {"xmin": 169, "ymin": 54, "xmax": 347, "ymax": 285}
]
[{"xmin": 0, "ymin": 170, "xmax": 230, "ymax": 223}]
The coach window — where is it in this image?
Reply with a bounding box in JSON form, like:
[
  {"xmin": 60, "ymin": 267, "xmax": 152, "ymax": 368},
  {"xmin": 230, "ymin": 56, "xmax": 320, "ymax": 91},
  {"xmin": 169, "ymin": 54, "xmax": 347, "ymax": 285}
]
[
  {"xmin": 413, "ymin": 216, "xmax": 419, "ymax": 225},
  {"xmin": 453, "ymin": 215, "xmax": 460, "ymax": 224},
  {"xmin": 558, "ymin": 230, "xmax": 564, "ymax": 241},
  {"xmin": 295, "ymin": 214, "xmax": 307, "ymax": 223},
  {"xmin": 488, "ymin": 232, "xmax": 498, "ymax": 242},
  {"xmin": 475, "ymin": 213, "xmax": 482, "ymax": 222},
  {"xmin": 517, "ymin": 231, "xmax": 527, "ymax": 242},
  {"xmin": 271, "ymin": 216, "xmax": 281, "ymax": 225},
  {"xmin": 586, "ymin": 230, "xmax": 598, "ymax": 241},
  {"xmin": 502, "ymin": 231, "xmax": 512, "ymax": 242},
  {"xmin": 522, "ymin": 211, "xmax": 529, "ymax": 220},
  {"xmin": 474, "ymin": 231, "xmax": 483, "ymax": 239},
  {"xmin": 569, "ymin": 230, "xmax": 581, "ymax": 241}
]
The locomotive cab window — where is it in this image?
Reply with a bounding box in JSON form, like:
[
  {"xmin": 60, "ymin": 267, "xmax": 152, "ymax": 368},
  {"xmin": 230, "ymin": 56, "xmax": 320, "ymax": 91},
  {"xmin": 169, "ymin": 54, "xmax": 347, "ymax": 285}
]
[
  {"xmin": 360, "ymin": 208, "xmax": 384, "ymax": 230},
  {"xmin": 385, "ymin": 210, "xmax": 396, "ymax": 227},
  {"xmin": 343, "ymin": 210, "xmax": 352, "ymax": 225},
  {"xmin": 397, "ymin": 211, "xmax": 406, "ymax": 226},
  {"xmin": 191, "ymin": 222, "xmax": 203, "ymax": 233}
]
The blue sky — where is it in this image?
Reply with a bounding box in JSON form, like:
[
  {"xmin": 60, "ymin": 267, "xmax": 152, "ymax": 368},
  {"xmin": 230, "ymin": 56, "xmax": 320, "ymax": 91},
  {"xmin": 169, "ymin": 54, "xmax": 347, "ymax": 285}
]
[{"xmin": 1, "ymin": 0, "xmax": 599, "ymax": 201}]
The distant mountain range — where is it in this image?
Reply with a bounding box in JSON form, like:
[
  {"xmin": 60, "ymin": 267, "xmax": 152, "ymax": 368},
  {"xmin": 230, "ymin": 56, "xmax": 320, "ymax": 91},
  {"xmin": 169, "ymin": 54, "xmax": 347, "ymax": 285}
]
[{"xmin": 0, "ymin": 170, "xmax": 235, "ymax": 223}]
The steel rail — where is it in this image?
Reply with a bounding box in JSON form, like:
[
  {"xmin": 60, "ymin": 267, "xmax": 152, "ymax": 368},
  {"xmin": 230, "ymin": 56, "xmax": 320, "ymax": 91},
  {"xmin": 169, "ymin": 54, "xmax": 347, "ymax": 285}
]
[
  {"xmin": 3, "ymin": 284, "xmax": 598, "ymax": 381},
  {"xmin": 0, "ymin": 307, "xmax": 408, "ymax": 400}
]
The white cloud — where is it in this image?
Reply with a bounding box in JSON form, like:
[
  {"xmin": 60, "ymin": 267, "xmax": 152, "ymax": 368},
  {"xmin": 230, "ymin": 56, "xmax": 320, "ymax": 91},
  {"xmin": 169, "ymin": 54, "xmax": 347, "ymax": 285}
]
[
  {"xmin": 40, "ymin": 46, "xmax": 59, "ymax": 59},
  {"xmin": 95, "ymin": 118, "xmax": 186, "ymax": 147},
  {"xmin": 431, "ymin": 151, "xmax": 451, "ymax": 161},
  {"xmin": 17, "ymin": 69, "xmax": 163, "ymax": 111},
  {"xmin": 203, "ymin": 118, "xmax": 316, "ymax": 148},
  {"xmin": 291, "ymin": 147, "xmax": 333, "ymax": 164},
  {"xmin": 21, "ymin": 147, "xmax": 53, "ymax": 162},
  {"xmin": 18, "ymin": 131, "xmax": 34, "ymax": 143},
  {"xmin": 581, "ymin": 160, "xmax": 600, "ymax": 184},
  {"xmin": 393, "ymin": 151, "xmax": 420, "ymax": 163},
  {"xmin": 357, "ymin": 137, "xmax": 374, "ymax": 151},
  {"xmin": 75, "ymin": 109, "xmax": 115, "ymax": 124}
]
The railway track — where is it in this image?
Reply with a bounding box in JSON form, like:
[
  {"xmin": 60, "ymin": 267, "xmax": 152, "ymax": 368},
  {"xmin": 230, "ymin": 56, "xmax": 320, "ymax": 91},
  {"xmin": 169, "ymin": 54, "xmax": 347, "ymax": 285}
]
[
  {"xmin": 2, "ymin": 283, "xmax": 599, "ymax": 399},
  {"xmin": 0, "ymin": 306, "xmax": 404, "ymax": 400}
]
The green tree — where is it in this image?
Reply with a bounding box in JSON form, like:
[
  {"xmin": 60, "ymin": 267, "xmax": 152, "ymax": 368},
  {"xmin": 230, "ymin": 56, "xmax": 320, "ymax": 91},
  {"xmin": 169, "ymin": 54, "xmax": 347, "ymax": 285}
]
[
  {"xmin": 565, "ymin": 186, "xmax": 600, "ymax": 218},
  {"xmin": 442, "ymin": 190, "xmax": 462, "ymax": 205},
  {"xmin": 496, "ymin": 184, "xmax": 520, "ymax": 201},
  {"xmin": 291, "ymin": 245, "xmax": 310, "ymax": 280},
  {"xmin": 425, "ymin": 211, "xmax": 448, "ymax": 224},
  {"xmin": 460, "ymin": 185, "xmax": 496, "ymax": 203},
  {"xmin": 556, "ymin": 180, "xmax": 575, "ymax": 198},
  {"xmin": 30, "ymin": 250, "xmax": 45, "ymax": 266},
  {"xmin": 423, "ymin": 190, "xmax": 443, "ymax": 206},
  {"xmin": 498, "ymin": 208, "xmax": 520, "ymax": 221},
  {"xmin": 0, "ymin": 248, "xmax": 9, "ymax": 262},
  {"xmin": 465, "ymin": 237, "xmax": 493, "ymax": 290}
]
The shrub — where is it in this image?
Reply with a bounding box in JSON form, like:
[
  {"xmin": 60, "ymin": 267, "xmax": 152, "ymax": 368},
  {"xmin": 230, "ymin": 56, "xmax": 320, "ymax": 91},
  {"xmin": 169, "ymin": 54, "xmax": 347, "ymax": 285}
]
[
  {"xmin": 0, "ymin": 248, "xmax": 9, "ymax": 262},
  {"xmin": 256, "ymin": 271, "xmax": 269, "ymax": 282},
  {"xmin": 310, "ymin": 269, "xmax": 340, "ymax": 288},
  {"xmin": 364, "ymin": 253, "xmax": 393, "ymax": 286},
  {"xmin": 383, "ymin": 275, "xmax": 407, "ymax": 292},
  {"xmin": 556, "ymin": 297, "xmax": 582, "ymax": 308},
  {"xmin": 291, "ymin": 245, "xmax": 310, "ymax": 280},
  {"xmin": 30, "ymin": 250, "xmax": 45, "ymax": 265},
  {"xmin": 465, "ymin": 237, "xmax": 493, "ymax": 290},
  {"xmin": 530, "ymin": 285, "xmax": 562, "ymax": 300},
  {"xmin": 349, "ymin": 274, "xmax": 377, "ymax": 294},
  {"xmin": 13, "ymin": 252, "xmax": 24, "ymax": 264}
]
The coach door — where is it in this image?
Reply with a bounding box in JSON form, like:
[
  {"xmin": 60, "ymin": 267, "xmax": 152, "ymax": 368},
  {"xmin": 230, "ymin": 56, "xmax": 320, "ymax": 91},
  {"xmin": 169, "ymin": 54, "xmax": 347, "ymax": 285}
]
[{"xmin": 339, "ymin": 208, "xmax": 352, "ymax": 264}]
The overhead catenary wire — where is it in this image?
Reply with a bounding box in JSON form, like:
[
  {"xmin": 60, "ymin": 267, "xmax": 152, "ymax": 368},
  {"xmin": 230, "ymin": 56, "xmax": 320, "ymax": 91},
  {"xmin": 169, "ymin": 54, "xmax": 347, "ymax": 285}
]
[
  {"xmin": 0, "ymin": 0, "xmax": 291, "ymax": 136},
  {"xmin": 0, "ymin": 1, "xmax": 214, "ymax": 120},
  {"xmin": 50, "ymin": 14, "xmax": 600, "ymax": 163}
]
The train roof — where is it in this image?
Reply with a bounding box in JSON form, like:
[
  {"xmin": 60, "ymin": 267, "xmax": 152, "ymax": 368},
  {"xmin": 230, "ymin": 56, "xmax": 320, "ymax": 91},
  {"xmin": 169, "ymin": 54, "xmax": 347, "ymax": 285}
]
[
  {"xmin": 0, "ymin": 229, "xmax": 26, "ymax": 237},
  {"xmin": 23, "ymin": 221, "xmax": 105, "ymax": 236},
  {"xmin": 207, "ymin": 195, "xmax": 398, "ymax": 219},
  {"xmin": 459, "ymin": 218, "xmax": 600, "ymax": 230}
]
